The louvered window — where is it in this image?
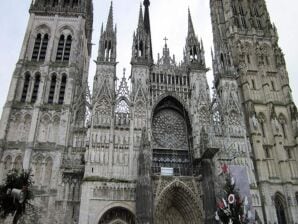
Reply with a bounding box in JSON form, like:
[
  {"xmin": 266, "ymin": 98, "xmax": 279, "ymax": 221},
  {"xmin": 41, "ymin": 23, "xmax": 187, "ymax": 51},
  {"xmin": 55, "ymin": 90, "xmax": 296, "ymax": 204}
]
[
  {"xmin": 21, "ymin": 73, "xmax": 31, "ymax": 102},
  {"xmin": 48, "ymin": 74, "xmax": 57, "ymax": 104},
  {"xmin": 32, "ymin": 33, "xmax": 49, "ymax": 61},
  {"xmin": 58, "ymin": 75, "xmax": 67, "ymax": 104},
  {"xmin": 31, "ymin": 73, "xmax": 41, "ymax": 103},
  {"xmin": 56, "ymin": 35, "xmax": 72, "ymax": 62}
]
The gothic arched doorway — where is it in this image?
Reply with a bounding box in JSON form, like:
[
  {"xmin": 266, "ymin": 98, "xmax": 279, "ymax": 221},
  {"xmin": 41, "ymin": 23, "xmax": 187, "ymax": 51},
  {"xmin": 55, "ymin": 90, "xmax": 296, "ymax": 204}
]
[
  {"xmin": 151, "ymin": 96, "xmax": 193, "ymax": 176},
  {"xmin": 98, "ymin": 207, "xmax": 135, "ymax": 224},
  {"xmin": 154, "ymin": 181, "xmax": 202, "ymax": 224},
  {"xmin": 275, "ymin": 193, "xmax": 288, "ymax": 224}
]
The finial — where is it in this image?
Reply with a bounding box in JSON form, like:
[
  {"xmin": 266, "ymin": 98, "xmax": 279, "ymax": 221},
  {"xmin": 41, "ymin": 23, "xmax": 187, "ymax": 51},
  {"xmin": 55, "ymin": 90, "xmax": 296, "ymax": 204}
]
[
  {"xmin": 123, "ymin": 68, "xmax": 126, "ymax": 78},
  {"xmin": 138, "ymin": 3, "xmax": 144, "ymax": 28},
  {"xmin": 188, "ymin": 8, "xmax": 195, "ymax": 35},
  {"xmin": 200, "ymin": 38, "xmax": 204, "ymax": 50},
  {"xmin": 163, "ymin": 37, "xmax": 168, "ymax": 46},
  {"xmin": 143, "ymin": 0, "xmax": 150, "ymax": 7},
  {"xmin": 101, "ymin": 22, "xmax": 103, "ymax": 34},
  {"xmin": 106, "ymin": 1, "xmax": 114, "ymax": 31}
]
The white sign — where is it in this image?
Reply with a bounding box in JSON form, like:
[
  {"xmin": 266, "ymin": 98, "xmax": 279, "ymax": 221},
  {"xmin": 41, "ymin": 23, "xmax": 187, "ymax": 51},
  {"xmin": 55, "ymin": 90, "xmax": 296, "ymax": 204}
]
[{"xmin": 161, "ymin": 167, "xmax": 174, "ymax": 176}]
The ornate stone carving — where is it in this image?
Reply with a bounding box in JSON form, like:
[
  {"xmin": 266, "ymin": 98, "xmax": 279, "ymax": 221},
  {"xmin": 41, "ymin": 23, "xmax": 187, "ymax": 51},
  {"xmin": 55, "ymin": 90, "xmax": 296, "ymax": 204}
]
[{"xmin": 152, "ymin": 109, "xmax": 187, "ymax": 149}]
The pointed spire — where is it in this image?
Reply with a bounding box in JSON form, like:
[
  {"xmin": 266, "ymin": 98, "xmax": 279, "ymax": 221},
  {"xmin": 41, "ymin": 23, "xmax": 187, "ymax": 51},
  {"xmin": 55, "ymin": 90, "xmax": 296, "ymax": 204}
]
[
  {"xmin": 100, "ymin": 22, "xmax": 104, "ymax": 34},
  {"xmin": 117, "ymin": 68, "xmax": 129, "ymax": 98},
  {"xmin": 201, "ymin": 38, "xmax": 204, "ymax": 50},
  {"xmin": 143, "ymin": 0, "xmax": 151, "ymax": 34},
  {"xmin": 138, "ymin": 4, "xmax": 144, "ymax": 29},
  {"xmin": 106, "ymin": 1, "xmax": 113, "ymax": 31},
  {"xmin": 188, "ymin": 8, "xmax": 195, "ymax": 35}
]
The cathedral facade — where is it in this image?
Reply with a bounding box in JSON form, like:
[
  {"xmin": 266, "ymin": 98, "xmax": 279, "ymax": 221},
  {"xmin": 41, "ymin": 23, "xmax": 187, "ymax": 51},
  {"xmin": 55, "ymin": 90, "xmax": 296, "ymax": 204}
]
[{"xmin": 0, "ymin": 0, "xmax": 297, "ymax": 224}]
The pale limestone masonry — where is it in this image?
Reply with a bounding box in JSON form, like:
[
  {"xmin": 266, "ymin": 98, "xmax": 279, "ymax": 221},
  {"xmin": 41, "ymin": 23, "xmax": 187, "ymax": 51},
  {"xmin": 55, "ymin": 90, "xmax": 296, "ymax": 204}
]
[{"xmin": 0, "ymin": 0, "xmax": 297, "ymax": 224}]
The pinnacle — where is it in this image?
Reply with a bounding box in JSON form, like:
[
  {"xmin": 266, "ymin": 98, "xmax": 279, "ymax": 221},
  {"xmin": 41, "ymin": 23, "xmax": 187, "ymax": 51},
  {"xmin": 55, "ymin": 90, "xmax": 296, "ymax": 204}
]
[
  {"xmin": 138, "ymin": 3, "xmax": 144, "ymax": 29},
  {"xmin": 143, "ymin": 0, "xmax": 150, "ymax": 7},
  {"xmin": 106, "ymin": 1, "xmax": 114, "ymax": 31},
  {"xmin": 188, "ymin": 8, "xmax": 195, "ymax": 35}
]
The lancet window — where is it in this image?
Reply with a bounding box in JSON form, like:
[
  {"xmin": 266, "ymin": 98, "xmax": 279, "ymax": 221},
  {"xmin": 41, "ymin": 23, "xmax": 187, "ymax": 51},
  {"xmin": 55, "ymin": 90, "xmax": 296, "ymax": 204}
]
[
  {"xmin": 21, "ymin": 73, "xmax": 31, "ymax": 102},
  {"xmin": 31, "ymin": 73, "xmax": 41, "ymax": 103},
  {"xmin": 32, "ymin": 33, "xmax": 49, "ymax": 61},
  {"xmin": 56, "ymin": 34, "xmax": 72, "ymax": 62}
]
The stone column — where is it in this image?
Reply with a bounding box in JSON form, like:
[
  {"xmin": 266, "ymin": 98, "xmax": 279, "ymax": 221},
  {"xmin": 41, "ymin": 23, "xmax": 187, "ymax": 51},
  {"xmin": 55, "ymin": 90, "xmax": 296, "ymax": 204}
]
[{"xmin": 23, "ymin": 145, "xmax": 33, "ymax": 170}]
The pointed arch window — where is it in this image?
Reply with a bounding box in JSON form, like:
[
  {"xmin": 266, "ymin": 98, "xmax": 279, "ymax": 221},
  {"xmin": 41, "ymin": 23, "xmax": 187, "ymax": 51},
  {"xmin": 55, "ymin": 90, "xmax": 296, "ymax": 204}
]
[
  {"xmin": 52, "ymin": 0, "xmax": 58, "ymax": 7},
  {"xmin": 39, "ymin": 34, "xmax": 48, "ymax": 60},
  {"xmin": 139, "ymin": 40, "xmax": 144, "ymax": 57},
  {"xmin": 48, "ymin": 74, "xmax": 57, "ymax": 104},
  {"xmin": 4, "ymin": 156, "xmax": 12, "ymax": 171},
  {"xmin": 21, "ymin": 73, "xmax": 31, "ymax": 102},
  {"xmin": 279, "ymin": 115, "xmax": 287, "ymax": 139},
  {"xmin": 275, "ymin": 193, "xmax": 288, "ymax": 224},
  {"xmin": 239, "ymin": 5, "xmax": 245, "ymax": 16},
  {"xmin": 241, "ymin": 17, "xmax": 247, "ymax": 29},
  {"xmin": 104, "ymin": 40, "xmax": 113, "ymax": 61},
  {"xmin": 232, "ymin": 4, "xmax": 237, "ymax": 15},
  {"xmin": 14, "ymin": 156, "xmax": 23, "ymax": 171},
  {"xmin": 251, "ymin": 79, "xmax": 256, "ymax": 89},
  {"xmin": 56, "ymin": 35, "xmax": 65, "ymax": 61},
  {"xmin": 63, "ymin": 0, "xmax": 70, "ymax": 7},
  {"xmin": 31, "ymin": 73, "xmax": 41, "ymax": 103},
  {"xmin": 64, "ymin": 35, "xmax": 72, "ymax": 61},
  {"xmin": 56, "ymin": 34, "xmax": 72, "ymax": 62},
  {"xmin": 58, "ymin": 74, "xmax": 67, "ymax": 104},
  {"xmin": 32, "ymin": 33, "xmax": 49, "ymax": 61},
  {"xmin": 72, "ymin": 0, "xmax": 79, "ymax": 7}
]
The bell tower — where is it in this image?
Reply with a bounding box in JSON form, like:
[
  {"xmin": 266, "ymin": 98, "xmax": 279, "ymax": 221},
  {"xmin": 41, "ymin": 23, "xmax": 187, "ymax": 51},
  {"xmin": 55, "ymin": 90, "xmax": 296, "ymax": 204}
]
[{"xmin": 210, "ymin": 0, "xmax": 298, "ymax": 223}]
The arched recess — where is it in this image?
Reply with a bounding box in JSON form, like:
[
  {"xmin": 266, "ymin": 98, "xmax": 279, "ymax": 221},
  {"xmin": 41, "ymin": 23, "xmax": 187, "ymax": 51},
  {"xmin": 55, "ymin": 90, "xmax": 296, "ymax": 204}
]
[
  {"xmin": 44, "ymin": 157, "xmax": 53, "ymax": 186},
  {"xmin": 134, "ymin": 100, "xmax": 146, "ymax": 129},
  {"xmin": 14, "ymin": 156, "xmax": 23, "ymax": 171},
  {"xmin": 93, "ymin": 97, "xmax": 112, "ymax": 126},
  {"xmin": 154, "ymin": 181, "xmax": 202, "ymax": 224},
  {"xmin": 115, "ymin": 97, "xmax": 130, "ymax": 126},
  {"xmin": 275, "ymin": 192, "xmax": 289, "ymax": 224},
  {"xmin": 98, "ymin": 207, "xmax": 135, "ymax": 224},
  {"xmin": 151, "ymin": 96, "xmax": 193, "ymax": 176}
]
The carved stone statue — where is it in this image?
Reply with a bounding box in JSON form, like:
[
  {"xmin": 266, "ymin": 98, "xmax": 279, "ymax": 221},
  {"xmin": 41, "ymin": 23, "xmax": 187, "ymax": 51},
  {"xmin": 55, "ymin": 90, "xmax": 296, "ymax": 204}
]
[{"xmin": 251, "ymin": 113, "xmax": 259, "ymax": 131}]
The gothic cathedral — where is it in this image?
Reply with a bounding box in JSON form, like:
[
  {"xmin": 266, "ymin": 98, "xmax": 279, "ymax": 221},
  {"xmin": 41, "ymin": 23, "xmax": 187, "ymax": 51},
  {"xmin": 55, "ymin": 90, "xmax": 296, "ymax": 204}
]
[{"xmin": 0, "ymin": 0, "xmax": 297, "ymax": 224}]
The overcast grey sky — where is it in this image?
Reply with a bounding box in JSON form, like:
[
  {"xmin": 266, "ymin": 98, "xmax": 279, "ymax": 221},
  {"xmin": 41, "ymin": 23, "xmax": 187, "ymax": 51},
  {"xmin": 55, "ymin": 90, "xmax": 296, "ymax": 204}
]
[{"xmin": 0, "ymin": 0, "xmax": 297, "ymax": 117}]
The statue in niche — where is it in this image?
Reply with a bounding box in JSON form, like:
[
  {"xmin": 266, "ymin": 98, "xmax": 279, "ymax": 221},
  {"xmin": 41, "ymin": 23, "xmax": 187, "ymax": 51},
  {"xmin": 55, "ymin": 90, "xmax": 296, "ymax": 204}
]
[
  {"xmin": 271, "ymin": 116, "xmax": 280, "ymax": 135},
  {"xmin": 250, "ymin": 113, "xmax": 259, "ymax": 131}
]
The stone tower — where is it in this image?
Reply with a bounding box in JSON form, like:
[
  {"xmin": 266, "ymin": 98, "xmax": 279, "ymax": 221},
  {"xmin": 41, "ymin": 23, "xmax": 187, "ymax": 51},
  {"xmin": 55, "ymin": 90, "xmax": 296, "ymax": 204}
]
[
  {"xmin": 0, "ymin": 0, "xmax": 93, "ymax": 223},
  {"xmin": 1, "ymin": 0, "xmax": 298, "ymax": 224},
  {"xmin": 210, "ymin": 0, "xmax": 298, "ymax": 223}
]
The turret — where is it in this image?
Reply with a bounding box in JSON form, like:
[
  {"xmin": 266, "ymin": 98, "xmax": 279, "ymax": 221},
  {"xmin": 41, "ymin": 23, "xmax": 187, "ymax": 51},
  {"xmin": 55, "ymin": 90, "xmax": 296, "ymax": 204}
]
[
  {"xmin": 131, "ymin": 3, "xmax": 153, "ymax": 65},
  {"xmin": 184, "ymin": 9, "xmax": 205, "ymax": 68},
  {"xmin": 97, "ymin": 2, "xmax": 117, "ymax": 63}
]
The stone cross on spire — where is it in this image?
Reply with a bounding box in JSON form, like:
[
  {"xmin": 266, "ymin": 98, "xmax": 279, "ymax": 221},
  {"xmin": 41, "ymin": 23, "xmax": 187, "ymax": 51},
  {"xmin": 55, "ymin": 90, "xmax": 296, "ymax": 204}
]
[{"xmin": 163, "ymin": 37, "xmax": 168, "ymax": 46}]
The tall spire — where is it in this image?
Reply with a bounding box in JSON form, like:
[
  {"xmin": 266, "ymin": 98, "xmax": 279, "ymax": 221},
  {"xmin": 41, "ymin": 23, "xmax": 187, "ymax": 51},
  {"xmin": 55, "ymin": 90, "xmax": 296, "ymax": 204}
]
[
  {"xmin": 185, "ymin": 9, "xmax": 205, "ymax": 68},
  {"xmin": 188, "ymin": 8, "xmax": 195, "ymax": 35},
  {"xmin": 106, "ymin": 1, "xmax": 113, "ymax": 31},
  {"xmin": 143, "ymin": 0, "xmax": 151, "ymax": 34},
  {"xmin": 97, "ymin": 2, "xmax": 117, "ymax": 63},
  {"xmin": 131, "ymin": 2, "xmax": 153, "ymax": 65},
  {"xmin": 138, "ymin": 4, "xmax": 144, "ymax": 29},
  {"xmin": 143, "ymin": 0, "xmax": 153, "ymax": 62}
]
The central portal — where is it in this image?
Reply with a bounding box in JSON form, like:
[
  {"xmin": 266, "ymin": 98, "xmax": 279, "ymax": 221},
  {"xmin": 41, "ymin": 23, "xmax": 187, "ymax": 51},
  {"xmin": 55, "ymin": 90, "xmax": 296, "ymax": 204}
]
[{"xmin": 154, "ymin": 180, "xmax": 203, "ymax": 224}]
